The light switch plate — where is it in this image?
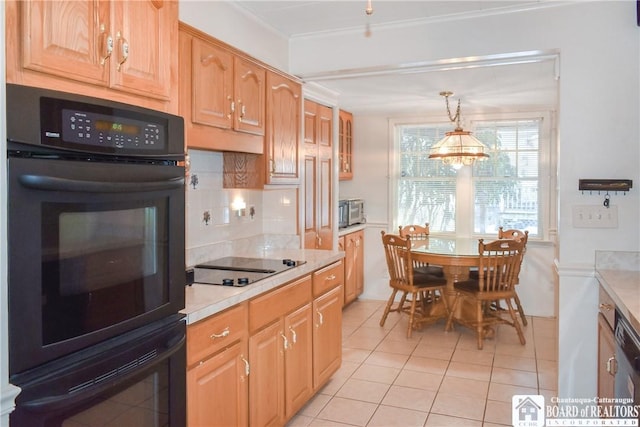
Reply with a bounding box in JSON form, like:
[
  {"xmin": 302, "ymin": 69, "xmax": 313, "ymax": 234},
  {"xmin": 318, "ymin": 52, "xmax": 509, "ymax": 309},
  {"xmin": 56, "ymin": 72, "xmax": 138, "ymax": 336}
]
[{"xmin": 572, "ymin": 205, "xmax": 618, "ymax": 228}]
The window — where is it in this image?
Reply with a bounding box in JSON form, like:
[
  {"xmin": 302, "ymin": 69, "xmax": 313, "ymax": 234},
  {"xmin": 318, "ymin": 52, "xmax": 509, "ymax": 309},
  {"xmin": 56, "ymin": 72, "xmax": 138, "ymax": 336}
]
[{"xmin": 393, "ymin": 114, "xmax": 551, "ymax": 239}]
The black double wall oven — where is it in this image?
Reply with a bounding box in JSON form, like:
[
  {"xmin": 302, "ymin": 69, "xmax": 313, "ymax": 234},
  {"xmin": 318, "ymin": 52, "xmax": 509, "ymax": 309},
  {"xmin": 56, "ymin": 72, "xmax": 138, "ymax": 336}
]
[{"xmin": 7, "ymin": 84, "xmax": 187, "ymax": 426}]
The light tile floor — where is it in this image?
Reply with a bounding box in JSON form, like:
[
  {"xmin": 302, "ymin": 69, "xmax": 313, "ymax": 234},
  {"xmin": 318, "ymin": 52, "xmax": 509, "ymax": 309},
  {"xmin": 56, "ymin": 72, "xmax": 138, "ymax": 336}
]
[{"xmin": 288, "ymin": 299, "xmax": 558, "ymax": 427}]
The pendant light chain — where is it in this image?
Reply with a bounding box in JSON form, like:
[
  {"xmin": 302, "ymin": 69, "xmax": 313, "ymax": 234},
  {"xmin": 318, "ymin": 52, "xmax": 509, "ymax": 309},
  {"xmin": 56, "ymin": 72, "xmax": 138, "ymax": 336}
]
[{"xmin": 443, "ymin": 92, "xmax": 462, "ymax": 129}]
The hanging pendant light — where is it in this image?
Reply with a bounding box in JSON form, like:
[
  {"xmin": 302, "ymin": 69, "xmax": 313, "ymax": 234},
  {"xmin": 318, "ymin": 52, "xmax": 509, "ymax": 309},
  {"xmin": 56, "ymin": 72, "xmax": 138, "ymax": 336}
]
[
  {"xmin": 429, "ymin": 91, "xmax": 489, "ymax": 169},
  {"xmin": 365, "ymin": 0, "xmax": 373, "ymax": 15}
]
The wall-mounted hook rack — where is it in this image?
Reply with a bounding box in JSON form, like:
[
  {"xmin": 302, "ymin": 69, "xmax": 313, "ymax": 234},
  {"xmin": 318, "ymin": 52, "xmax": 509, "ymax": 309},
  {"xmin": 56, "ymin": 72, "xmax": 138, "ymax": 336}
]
[{"xmin": 578, "ymin": 179, "xmax": 633, "ymax": 208}]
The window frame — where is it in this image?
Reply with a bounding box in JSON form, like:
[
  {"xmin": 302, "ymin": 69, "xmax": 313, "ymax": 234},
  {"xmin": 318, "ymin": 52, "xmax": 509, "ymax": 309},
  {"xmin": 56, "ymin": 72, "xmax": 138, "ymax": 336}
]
[{"xmin": 389, "ymin": 111, "xmax": 555, "ymax": 241}]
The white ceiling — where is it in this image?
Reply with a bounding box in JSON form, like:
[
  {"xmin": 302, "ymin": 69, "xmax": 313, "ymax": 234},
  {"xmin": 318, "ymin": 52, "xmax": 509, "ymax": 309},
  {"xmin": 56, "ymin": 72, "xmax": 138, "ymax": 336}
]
[{"xmin": 234, "ymin": 1, "xmax": 561, "ymax": 115}]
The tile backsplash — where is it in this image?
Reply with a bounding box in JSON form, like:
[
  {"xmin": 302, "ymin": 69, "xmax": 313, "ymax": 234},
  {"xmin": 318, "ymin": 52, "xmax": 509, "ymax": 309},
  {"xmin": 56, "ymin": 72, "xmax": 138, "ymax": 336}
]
[{"xmin": 185, "ymin": 149, "xmax": 299, "ymax": 267}]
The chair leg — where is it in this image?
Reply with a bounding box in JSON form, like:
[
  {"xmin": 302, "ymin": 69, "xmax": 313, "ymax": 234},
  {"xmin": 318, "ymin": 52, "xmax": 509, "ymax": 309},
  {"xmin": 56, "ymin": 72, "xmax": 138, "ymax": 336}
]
[
  {"xmin": 513, "ymin": 293, "xmax": 528, "ymax": 326},
  {"xmin": 505, "ymin": 299, "xmax": 526, "ymax": 345},
  {"xmin": 380, "ymin": 289, "xmax": 398, "ymax": 327},
  {"xmin": 406, "ymin": 292, "xmax": 418, "ymax": 338},
  {"xmin": 445, "ymin": 292, "xmax": 460, "ymax": 332},
  {"xmin": 476, "ymin": 299, "xmax": 484, "ymax": 350}
]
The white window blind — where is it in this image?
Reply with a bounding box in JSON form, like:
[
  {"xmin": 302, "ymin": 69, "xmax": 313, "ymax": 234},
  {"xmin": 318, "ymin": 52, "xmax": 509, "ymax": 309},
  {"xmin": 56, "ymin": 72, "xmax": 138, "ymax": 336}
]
[{"xmin": 396, "ymin": 117, "xmax": 544, "ymax": 237}]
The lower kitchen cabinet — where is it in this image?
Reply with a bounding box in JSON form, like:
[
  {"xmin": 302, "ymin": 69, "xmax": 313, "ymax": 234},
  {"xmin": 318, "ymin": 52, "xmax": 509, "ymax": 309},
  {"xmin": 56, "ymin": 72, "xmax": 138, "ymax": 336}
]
[
  {"xmin": 597, "ymin": 284, "xmax": 617, "ymax": 401},
  {"xmin": 284, "ymin": 304, "xmax": 314, "ymax": 418},
  {"xmin": 186, "ymin": 261, "xmax": 343, "ymax": 426},
  {"xmin": 342, "ymin": 229, "xmax": 364, "ymax": 306},
  {"xmin": 598, "ymin": 313, "xmax": 616, "ymax": 400},
  {"xmin": 249, "ymin": 320, "xmax": 285, "ymax": 426},
  {"xmin": 186, "ymin": 303, "xmax": 249, "ymax": 427},
  {"xmin": 187, "ymin": 339, "xmax": 249, "ymax": 427},
  {"xmin": 313, "ymin": 285, "xmax": 343, "ymax": 388}
]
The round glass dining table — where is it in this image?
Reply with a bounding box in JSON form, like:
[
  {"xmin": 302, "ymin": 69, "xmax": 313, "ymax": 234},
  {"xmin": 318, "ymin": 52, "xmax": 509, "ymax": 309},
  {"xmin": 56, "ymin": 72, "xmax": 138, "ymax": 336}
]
[{"xmin": 410, "ymin": 236, "xmax": 483, "ymax": 321}]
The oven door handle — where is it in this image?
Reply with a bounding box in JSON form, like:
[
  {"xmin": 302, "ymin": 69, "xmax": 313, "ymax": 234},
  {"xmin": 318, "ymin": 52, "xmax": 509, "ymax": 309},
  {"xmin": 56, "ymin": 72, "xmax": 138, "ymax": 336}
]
[{"xmin": 18, "ymin": 174, "xmax": 185, "ymax": 193}]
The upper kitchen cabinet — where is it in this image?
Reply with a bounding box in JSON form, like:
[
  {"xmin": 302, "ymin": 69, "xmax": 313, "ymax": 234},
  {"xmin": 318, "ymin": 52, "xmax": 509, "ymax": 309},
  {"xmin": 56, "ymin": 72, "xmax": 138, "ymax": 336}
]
[
  {"xmin": 190, "ymin": 39, "xmax": 265, "ymax": 136},
  {"xmin": 264, "ymin": 71, "xmax": 302, "ymax": 185},
  {"xmin": 179, "ymin": 23, "xmax": 265, "ymax": 154},
  {"xmin": 338, "ymin": 110, "xmax": 354, "ymax": 180},
  {"xmin": 221, "ymin": 71, "xmax": 302, "ymax": 188},
  {"xmin": 6, "ymin": 0, "xmax": 178, "ymax": 112}
]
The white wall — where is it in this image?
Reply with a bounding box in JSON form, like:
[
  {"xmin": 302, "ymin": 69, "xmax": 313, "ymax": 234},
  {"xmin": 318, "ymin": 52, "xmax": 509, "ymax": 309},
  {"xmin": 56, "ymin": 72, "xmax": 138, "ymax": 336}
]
[
  {"xmin": 293, "ymin": 2, "xmax": 640, "ymax": 399},
  {"xmin": 179, "ymin": 0, "xmax": 290, "ymax": 71}
]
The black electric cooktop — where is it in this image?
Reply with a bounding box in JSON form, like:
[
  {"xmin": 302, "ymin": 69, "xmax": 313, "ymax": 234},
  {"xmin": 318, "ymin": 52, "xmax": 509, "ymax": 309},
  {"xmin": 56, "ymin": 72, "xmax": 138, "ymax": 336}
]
[{"xmin": 191, "ymin": 257, "xmax": 306, "ymax": 287}]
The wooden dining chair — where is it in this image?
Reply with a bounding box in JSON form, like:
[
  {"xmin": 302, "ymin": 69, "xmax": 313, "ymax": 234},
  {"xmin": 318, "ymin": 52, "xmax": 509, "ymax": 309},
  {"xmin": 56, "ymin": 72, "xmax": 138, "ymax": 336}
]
[
  {"xmin": 398, "ymin": 224, "xmax": 444, "ymax": 277},
  {"xmin": 445, "ymin": 238, "xmax": 526, "ymax": 350},
  {"xmin": 468, "ymin": 227, "xmax": 529, "ymax": 325},
  {"xmin": 380, "ymin": 231, "xmax": 448, "ymax": 338},
  {"xmin": 498, "ymin": 227, "xmax": 529, "ymax": 325}
]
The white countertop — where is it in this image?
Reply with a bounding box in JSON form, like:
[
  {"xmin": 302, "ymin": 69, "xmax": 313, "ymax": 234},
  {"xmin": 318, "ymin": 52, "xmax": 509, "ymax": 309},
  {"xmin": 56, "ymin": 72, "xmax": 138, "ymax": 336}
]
[
  {"xmin": 338, "ymin": 224, "xmax": 366, "ymax": 236},
  {"xmin": 182, "ymin": 249, "xmax": 344, "ymax": 325},
  {"xmin": 596, "ymin": 269, "xmax": 640, "ymax": 333}
]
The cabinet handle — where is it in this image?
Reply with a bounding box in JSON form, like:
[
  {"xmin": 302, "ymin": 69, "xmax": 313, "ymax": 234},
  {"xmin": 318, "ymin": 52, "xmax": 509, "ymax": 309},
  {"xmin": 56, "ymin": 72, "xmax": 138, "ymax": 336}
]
[
  {"xmin": 230, "ymin": 100, "xmax": 235, "ymax": 114},
  {"xmin": 325, "ymin": 274, "xmax": 336, "ymax": 281},
  {"xmin": 316, "ymin": 310, "xmax": 323, "ymax": 327},
  {"xmin": 210, "ymin": 327, "xmax": 230, "ymax": 339},
  {"xmin": 238, "ymin": 102, "xmax": 246, "ymax": 122},
  {"xmin": 289, "ymin": 326, "xmax": 297, "ymax": 344},
  {"xmin": 269, "ymin": 158, "xmax": 275, "ymax": 176},
  {"xmin": 599, "ymin": 303, "xmax": 614, "ymax": 311},
  {"xmin": 99, "ymin": 24, "xmax": 113, "ymax": 65},
  {"xmin": 607, "ymin": 356, "xmax": 617, "ymax": 375},
  {"xmin": 115, "ymin": 32, "xmax": 129, "ymax": 71},
  {"xmin": 280, "ymin": 332, "xmax": 289, "ymax": 350},
  {"xmin": 241, "ymin": 355, "xmax": 250, "ymax": 376}
]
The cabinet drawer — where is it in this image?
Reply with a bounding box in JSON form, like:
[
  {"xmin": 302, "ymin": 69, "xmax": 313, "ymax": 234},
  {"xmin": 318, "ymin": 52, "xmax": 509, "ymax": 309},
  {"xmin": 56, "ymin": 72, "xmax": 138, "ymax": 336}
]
[
  {"xmin": 250, "ymin": 275, "xmax": 312, "ymax": 333},
  {"xmin": 313, "ymin": 261, "xmax": 343, "ymax": 297},
  {"xmin": 187, "ymin": 302, "xmax": 248, "ymax": 366},
  {"xmin": 598, "ymin": 284, "xmax": 616, "ymax": 329}
]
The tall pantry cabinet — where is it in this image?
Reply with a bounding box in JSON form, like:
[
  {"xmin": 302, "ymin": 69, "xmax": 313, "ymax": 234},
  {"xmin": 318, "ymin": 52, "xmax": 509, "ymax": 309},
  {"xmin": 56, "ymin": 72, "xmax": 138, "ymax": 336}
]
[{"xmin": 303, "ymin": 99, "xmax": 334, "ymax": 250}]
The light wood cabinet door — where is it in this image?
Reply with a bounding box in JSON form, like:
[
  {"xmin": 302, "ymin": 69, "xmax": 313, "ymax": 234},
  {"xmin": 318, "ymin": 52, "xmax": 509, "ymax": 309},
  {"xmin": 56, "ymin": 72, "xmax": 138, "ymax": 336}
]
[
  {"xmin": 343, "ymin": 230, "xmax": 364, "ymax": 305},
  {"xmin": 21, "ymin": 1, "xmax": 110, "ymax": 86},
  {"xmin": 284, "ymin": 304, "xmax": 313, "ymax": 419},
  {"xmin": 354, "ymin": 231, "xmax": 365, "ymax": 296},
  {"xmin": 191, "ymin": 38, "xmax": 234, "ymax": 129},
  {"xmin": 20, "ymin": 0, "xmax": 174, "ymax": 101},
  {"xmin": 304, "ymin": 99, "xmax": 333, "ymax": 250},
  {"xmin": 313, "ymin": 285, "xmax": 343, "ymax": 389},
  {"xmin": 339, "ymin": 110, "xmax": 354, "ymax": 180},
  {"xmin": 234, "ymin": 57, "xmax": 266, "ymax": 135},
  {"xmin": 597, "ymin": 313, "xmax": 616, "ymax": 401},
  {"xmin": 249, "ymin": 320, "xmax": 285, "ymax": 427},
  {"xmin": 110, "ymin": 0, "xmax": 173, "ymax": 99},
  {"xmin": 265, "ymin": 71, "xmax": 301, "ymax": 184},
  {"xmin": 187, "ymin": 340, "xmax": 249, "ymax": 427},
  {"xmin": 343, "ymin": 233, "xmax": 357, "ymax": 305}
]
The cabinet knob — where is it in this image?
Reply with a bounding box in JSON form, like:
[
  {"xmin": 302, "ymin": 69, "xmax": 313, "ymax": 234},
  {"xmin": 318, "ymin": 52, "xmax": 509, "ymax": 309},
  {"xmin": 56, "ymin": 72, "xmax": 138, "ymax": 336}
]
[{"xmin": 599, "ymin": 303, "xmax": 614, "ymax": 311}]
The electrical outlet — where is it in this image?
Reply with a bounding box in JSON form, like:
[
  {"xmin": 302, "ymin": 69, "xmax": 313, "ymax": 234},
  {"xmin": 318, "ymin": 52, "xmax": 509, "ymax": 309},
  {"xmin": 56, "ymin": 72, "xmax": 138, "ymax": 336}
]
[{"xmin": 572, "ymin": 205, "xmax": 618, "ymax": 228}]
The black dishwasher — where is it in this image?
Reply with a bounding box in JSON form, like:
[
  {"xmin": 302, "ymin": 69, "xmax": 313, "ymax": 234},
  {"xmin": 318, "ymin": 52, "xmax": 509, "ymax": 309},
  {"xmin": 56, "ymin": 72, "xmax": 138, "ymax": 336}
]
[{"xmin": 614, "ymin": 310, "xmax": 640, "ymax": 408}]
